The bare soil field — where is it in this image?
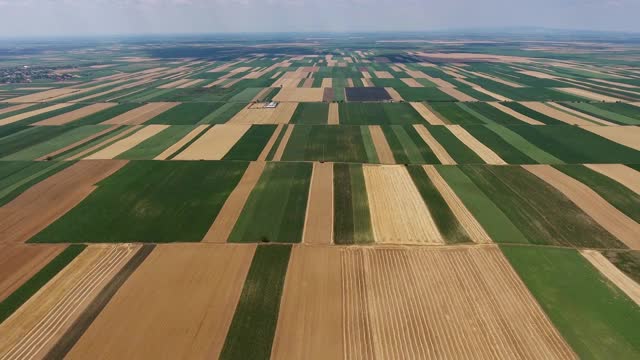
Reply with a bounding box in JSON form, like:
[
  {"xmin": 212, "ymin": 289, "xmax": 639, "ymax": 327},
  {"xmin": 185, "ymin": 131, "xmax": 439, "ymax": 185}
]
[
  {"xmin": 581, "ymin": 250, "xmax": 640, "ymax": 306},
  {"xmin": 0, "ymin": 244, "xmax": 139, "ymax": 359},
  {"xmin": 341, "ymin": 246, "xmax": 575, "ymax": 359},
  {"xmin": 368, "ymin": 126, "xmax": 395, "ymax": 164},
  {"xmin": 85, "ymin": 125, "xmax": 169, "ymax": 159},
  {"xmin": 66, "ymin": 126, "xmax": 142, "ymax": 160},
  {"xmin": 488, "ymin": 102, "xmax": 544, "ymax": 125},
  {"xmin": 0, "ymin": 244, "xmax": 64, "ymax": 301},
  {"xmin": 554, "ymin": 87, "xmax": 623, "ymax": 102},
  {"xmin": 584, "ymin": 164, "xmax": 640, "ymax": 194},
  {"xmin": 228, "ymin": 102, "xmax": 298, "ymax": 124},
  {"xmin": 447, "ymin": 125, "xmax": 507, "ymax": 164},
  {"xmin": 303, "ymin": 162, "xmax": 334, "ymax": 244},
  {"xmin": 0, "ymin": 160, "xmax": 127, "ymax": 244},
  {"xmin": 273, "ymin": 88, "xmax": 325, "ymax": 102},
  {"xmin": 524, "ymin": 165, "xmax": 640, "ymax": 249},
  {"xmin": 413, "ymin": 125, "xmax": 456, "ymax": 164},
  {"xmin": 203, "ymin": 161, "xmax": 266, "ymax": 243},
  {"xmin": 272, "ymin": 125, "xmax": 294, "ymax": 161},
  {"xmin": 580, "ymin": 125, "xmax": 640, "ymax": 151},
  {"xmin": 173, "ymin": 124, "xmax": 250, "ymax": 160},
  {"xmin": 66, "ymin": 243, "xmax": 255, "ymax": 360},
  {"xmin": 101, "ymin": 102, "xmax": 179, "ymax": 125},
  {"xmin": 423, "ymin": 165, "xmax": 492, "ymax": 243},
  {"xmin": 154, "ymin": 125, "xmax": 209, "ymax": 160},
  {"xmin": 410, "ymin": 102, "xmax": 447, "ymax": 125},
  {"xmin": 271, "ymin": 245, "xmax": 342, "ymax": 360},
  {"xmin": 363, "ymin": 165, "xmax": 444, "ymax": 244},
  {"xmin": 33, "ymin": 103, "xmax": 118, "ymax": 126},
  {"xmin": 328, "ymin": 103, "xmax": 339, "ymax": 124},
  {"xmin": 0, "ymin": 103, "xmax": 75, "ymax": 126}
]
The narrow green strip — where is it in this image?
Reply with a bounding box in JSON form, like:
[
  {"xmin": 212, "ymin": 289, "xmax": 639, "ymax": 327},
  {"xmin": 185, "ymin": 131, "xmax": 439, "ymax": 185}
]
[
  {"xmin": 360, "ymin": 126, "xmax": 379, "ymax": 163},
  {"xmin": 485, "ymin": 124, "xmax": 563, "ymax": 164}
]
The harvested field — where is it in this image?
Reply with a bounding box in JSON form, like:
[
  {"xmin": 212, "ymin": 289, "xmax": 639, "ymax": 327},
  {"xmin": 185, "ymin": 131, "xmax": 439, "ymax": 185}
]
[
  {"xmin": 0, "ymin": 103, "xmax": 75, "ymax": 126},
  {"xmin": 273, "ymin": 88, "xmax": 324, "ymax": 102},
  {"xmin": 585, "ymin": 164, "xmax": 640, "ymax": 194},
  {"xmin": 321, "ymin": 78, "xmax": 332, "ymax": 88},
  {"xmin": 101, "ymin": 102, "xmax": 179, "ymax": 125},
  {"xmin": 488, "ymin": 102, "xmax": 544, "ymax": 125},
  {"xmin": 549, "ymin": 102, "xmax": 616, "ymax": 126},
  {"xmin": 227, "ymin": 102, "xmax": 298, "ymax": 124},
  {"xmin": 173, "ymin": 124, "xmax": 250, "ymax": 160},
  {"xmin": 258, "ymin": 124, "xmax": 284, "ymax": 160},
  {"xmin": 302, "ymin": 162, "xmax": 334, "ymax": 244},
  {"xmin": 363, "ymin": 165, "xmax": 443, "ymax": 244},
  {"xmin": 438, "ymin": 86, "xmax": 477, "ymax": 101},
  {"xmin": 580, "ymin": 125, "xmax": 640, "ymax": 151},
  {"xmin": 384, "ymin": 87, "xmax": 404, "ymax": 101},
  {"xmin": 447, "ymin": 125, "xmax": 507, "ymax": 164},
  {"xmin": 0, "ymin": 103, "xmax": 33, "ymax": 116},
  {"xmin": 65, "ymin": 126, "xmax": 142, "ymax": 160},
  {"xmin": 6, "ymin": 88, "xmax": 80, "ymax": 103},
  {"xmin": 368, "ymin": 125, "xmax": 395, "ymax": 164},
  {"xmin": 0, "ymin": 244, "xmax": 64, "ymax": 301},
  {"xmin": 84, "ymin": 125, "xmax": 169, "ymax": 159},
  {"xmin": 581, "ymin": 250, "xmax": 640, "ymax": 306},
  {"xmin": 0, "ymin": 160, "xmax": 127, "ymax": 244},
  {"xmin": 342, "ymin": 246, "xmax": 575, "ymax": 359},
  {"xmin": 0, "ymin": 244, "xmax": 139, "ymax": 359},
  {"xmin": 271, "ymin": 246, "xmax": 342, "ymax": 360},
  {"xmin": 203, "ymin": 161, "xmax": 266, "ymax": 243},
  {"xmin": 328, "ymin": 102, "xmax": 339, "ymax": 124},
  {"xmin": 413, "ymin": 125, "xmax": 456, "ymax": 164},
  {"xmin": 36, "ymin": 126, "xmax": 120, "ymax": 161},
  {"xmin": 272, "ymin": 124, "xmax": 294, "ymax": 161},
  {"xmin": 524, "ymin": 165, "xmax": 640, "ymax": 249},
  {"xmin": 555, "ymin": 87, "xmax": 623, "ymax": 102},
  {"xmin": 66, "ymin": 244, "xmax": 255, "ymax": 360},
  {"xmin": 423, "ymin": 165, "xmax": 492, "ymax": 243},
  {"xmin": 374, "ymin": 71, "xmax": 393, "ymax": 79},
  {"xmin": 521, "ymin": 102, "xmax": 598, "ymax": 126},
  {"xmin": 400, "ymin": 78, "xmax": 423, "ymax": 87},
  {"xmin": 153, "ymin": 124, "xmax": 208, "ymax": 160},
  {"xmin": 409, "ymin": 102, "xmax": 446, "ymax": 125},
  {"xmin": 158, "ymin": 78, "xmax": 192, "ymax": 89}
]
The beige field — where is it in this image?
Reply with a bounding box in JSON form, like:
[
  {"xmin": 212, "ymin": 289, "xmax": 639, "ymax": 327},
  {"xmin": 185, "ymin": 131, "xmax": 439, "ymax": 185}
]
[
  {"xmin": 0, "ymin": 103, "xmax": 75, "ymax": 126},
  {"xmin": 300, "ymin": 78, "xmax": 314, "ymax": 88},
  {"xmin": 272, "ymin": 124, "xmax": 294, "ymax": 161},
  {"xmin": 6, "ymin": 88, "xmax": 80, "ymax": 103},
  {"xmin": 33, "ymin": 103, "xmax": 117, "ymax": 126},
  {"xmin": 413, "ymin": 125, "xmax": 456, "ymax": 164},
  {"xmin": 467, "ymin": 70, "xmax": 524, "ymax": 88},
  {"xmin": 549, "ymin": 102, "xmax": 616, "ymax": 126},
  {"xmin": 271, "ymin": 246, "xmax": 343, "ymax": 360},
  {"xmin": 37, "ymin": 125, "xmax": 120, "ymax": 160},
  {"xmin": 273, "ymin": 88, "xmax": 325, "ymax": 102},
  {"xmin": 363, "ymin": 165, "xmax": 444, "ymax": 244},
  {"xmin": 580, "ymin": 125, "xmax": 640, "ymax": 151},
  {"xmin": 153, "ymin": 125, "xmax": 209, "ymax": 160},
  {"xmin": 327, "ymin": 102, "xmax": 339, "ymax": 124},
  {"xmin": 400, "ymin": 78, "xmax": 424, "ymax": 87},
  {"xmin": 177, "ymin": 79, "xmax": 205, "ymax": 89},
  {"xmin": 0, "ymin": 244, "xmax": 64, "ymax": 301},
  {"xmin": 361, "ymin": 71, "xmax": 372, "ymax": 79},
  {"xmin": 203, "ymin": 161, "xmax": 266, "ymax": 242},
  {"xmin": 84, "ymin": 125, "xmax": 169, "ymax": 160},
  {"xmin": 409, "ymin": 102, "xmax": 447, "ymax": 125},
  {"xmin": 0, "ymin": 103, "xmax": 34, "ymax": 116},
  {"xmin": 0, "ymin": 244, "xmax": 139, "ymax": 359},
  {"xmin": 373, "ymin": 71, "xmax": 393, "ymax": 79},
  {"xmin": 384, "ymin": 87, "xmax": 403, "ymax": 101},
  {"xmin": 438, "ymin": 86, "xmax": 477, "ymax": 101},
  {"xmin": 362, "ymin": 78, "xmax": 375, "ymax": 87},
  {"xmin": 66, "ymin": 244, "xmax": 255, "ymax": 360},
  {"xmin": 303, "ymin": 162, "xmax": 334, "ymax": 245},
  {"xmin": 520, "ymin": 102, "xmax": 593, "ymax": 126},
  {"xmin": 554, "ymin": 87, "xmax": 623, "ymax": 102},
  {"xmin": 101, "ymin": 102, "xmax": 179, "ymax": 125},
  {"xmin": 581, "ymin": 250, "xmax": 640, "ymax": 305},
  {"xmin": 368, "ymin": 126, "xmax": 395, "ymax": 164},
  {"xmin": 66, "ymin": 126, "xmax": 142, "ymax": 160},
  {"xmin": 158, "ymin": 78, "xmax": 192, "ymax": 89},
  {"xmin": 488, "ymin": 102, "xmax": 544, "ymax": 125},
  {"xmin": 584, "ymin": 164, "xmax": 640, "ymax": 194},
  {"xmin": 524, "ymin": 165, "xmax": 640, "ymax": 249},
  {"xmin": 447, "ymin": 125, "xmax": 507, "ymax": 164},
  {"xmin": 347, "ymin": 79, "xmax": 355, "ymax": 87},
  {"xmin": 0, "ymin": 160, "xmax": 127, "ymax": 244},
  {"xmin": 321, "ymin": 78, "xmax": 333, "ymax": 88},
  {"xmin": 257, "ymin": 124, "xmax": 285, "ymax": 160},
  {"xmin": 223, "ymin": 78, "xmax": 242, "ymax": 88},
  {"xmin": 342, "ymin": 246, "xmax": 575, "ymax": 359},
  {"xmin": 472, "ymin": 85, "xmax": 512, "ymax": 101},
  {"xmin": 173, "ymin": 124, "xmax": 250, "ymax": 160},
  {"xmin": 228, "ymin": 102, "xmax": 298, "ymax": 124}
]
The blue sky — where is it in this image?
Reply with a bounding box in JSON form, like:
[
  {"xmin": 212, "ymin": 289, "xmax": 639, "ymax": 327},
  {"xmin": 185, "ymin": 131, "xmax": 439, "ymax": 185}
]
[{"xmin": 0, "ymin": 0, "xmax": 638, "ymax": 36}]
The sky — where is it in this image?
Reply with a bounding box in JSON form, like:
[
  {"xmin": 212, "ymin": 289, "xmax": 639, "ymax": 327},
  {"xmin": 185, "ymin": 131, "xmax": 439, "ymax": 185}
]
[{"xmin": 0, "ymin": 0, "xmax": 638, "ymax": 37}]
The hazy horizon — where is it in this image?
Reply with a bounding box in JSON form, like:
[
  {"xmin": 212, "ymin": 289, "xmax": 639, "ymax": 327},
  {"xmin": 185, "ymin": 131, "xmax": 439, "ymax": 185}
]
[{"xmin": 0, "ymin": 0, "xmax": 638, "ymax": 37}]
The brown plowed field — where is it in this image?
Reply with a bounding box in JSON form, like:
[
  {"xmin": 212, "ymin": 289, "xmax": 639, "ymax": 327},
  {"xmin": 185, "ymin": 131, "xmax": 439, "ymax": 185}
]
[
  {"xmin": 524, "ymin": 165, "xmax": 640, "ymax": 249},
  {"xmin": 0, "ymin": 160, "xmax": 127, "ymax": 244},
  {"xmin": 66, "ymin": 243, "xmax": 255, "ymax": 360},
  {"xmin": 447, "ymin": 125, "xmax": 507, "ymax": 164},
  {"xmin": 341, "ymin": 246, "xmax": 576, "ymax": 360},
  {"xmin": 84, "ymin": 125, "xmax": 169, "ymax": 159},
  {"xmin": 413, "ymin": 125, "xmax": 456, "ymax": 164},
  {"xmin": 409, "ymin": 102, "xmax": 447, "ymax": 125},
  {"xmin": 271, "ymin": 245, "xmax": 343, "ymax": 360},
  {"xmin": 0, "ymin": 244, "xmax": 65, "ymax": 301},
  {"xmin": 363, "ymin": 165, "xmax": 443, "ymax": 244},
  {"xmin": 101, "ymin": 102, "xmax": 179, "ymax": 125},
  {"xmin": 580, "ymin": 125, "xmax": 640, "ymax": 151},
  {"xmin": 368, "ymin": 126, "xmax": 395, "ymax": 164},
  {"xmin": 0, "ymin": 244, "xmax": 139, "ymax": 360},
  {"xmin": 173, "ymin": 124, "xmax": 250, "ymax": 160},
  {"xmin": 303, "ymin": 162, "xmax": 334, "ymax": 244},
  {"xmin": 154, "ymin": 124, "xmax": 209, "ymax": 160},
  {"xmin": 203, "ymin": 161, "xmax": 266, "ymax": 242},
  {"xmin": 0, "ymin": 103, "xmax": 75, "ymax": 126},
  {"xmin": 581, "ymin": 250, "xmax": 640, "ymax": 306},
  {"xmin": 585, "ymin": 164, "xmax": 640, "ymax": 194}
]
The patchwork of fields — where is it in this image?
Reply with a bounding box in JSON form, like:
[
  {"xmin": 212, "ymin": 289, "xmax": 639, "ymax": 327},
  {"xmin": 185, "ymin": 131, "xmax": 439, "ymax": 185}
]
[{"xmin": 0, "ymin": 37, "xmax": 639, "ymax": 358}]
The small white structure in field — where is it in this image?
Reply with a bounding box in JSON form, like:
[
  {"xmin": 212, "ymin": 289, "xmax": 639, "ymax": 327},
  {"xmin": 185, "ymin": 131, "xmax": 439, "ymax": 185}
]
[{"xmin": 264, "ymin": 101, "xmax": 278, "ymax": 109}]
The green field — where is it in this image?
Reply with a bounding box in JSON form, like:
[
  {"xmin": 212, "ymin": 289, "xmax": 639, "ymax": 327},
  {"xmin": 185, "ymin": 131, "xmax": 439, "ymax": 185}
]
[
  {"xmin": 223, "ymin": 125, "xmax": 277, "ymax": 160},
  {"xmin": 290, "ymin": 102, "xmax": 328, "ymax": 124},
  {"xmin": 147, "ymin": 102, "xmax": 222, "ymax": 124},
  {"xmin": 281, "ymin": 125, "xmax": 373, "ymax": 163},
  {"xmin": 381, "ymin": 125, "xmax": 440, "ymax": 164},
  {"xmin": 338, "ymin": 102, "xmax": 424, "ymax": 125},
  {"xmin": 229, "ymin": 162, "xmax": 312, "ymax": 243},
  {"xmin": 30, "ymin": 161, "xmax": 248, "ymax": 243},
  {"xmin": 117, "ymin": 125, "xmax": 194, "ymax": 159},
  {"xmin": 333, "ymin": 163, "xmax": 373, "ymax": 244}
]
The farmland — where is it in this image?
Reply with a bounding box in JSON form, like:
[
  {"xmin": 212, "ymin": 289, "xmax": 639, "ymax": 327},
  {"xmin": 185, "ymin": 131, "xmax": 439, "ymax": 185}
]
[{"xmin": 0, "ymin": 34, "xmax": 639, "ymax": 359}]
